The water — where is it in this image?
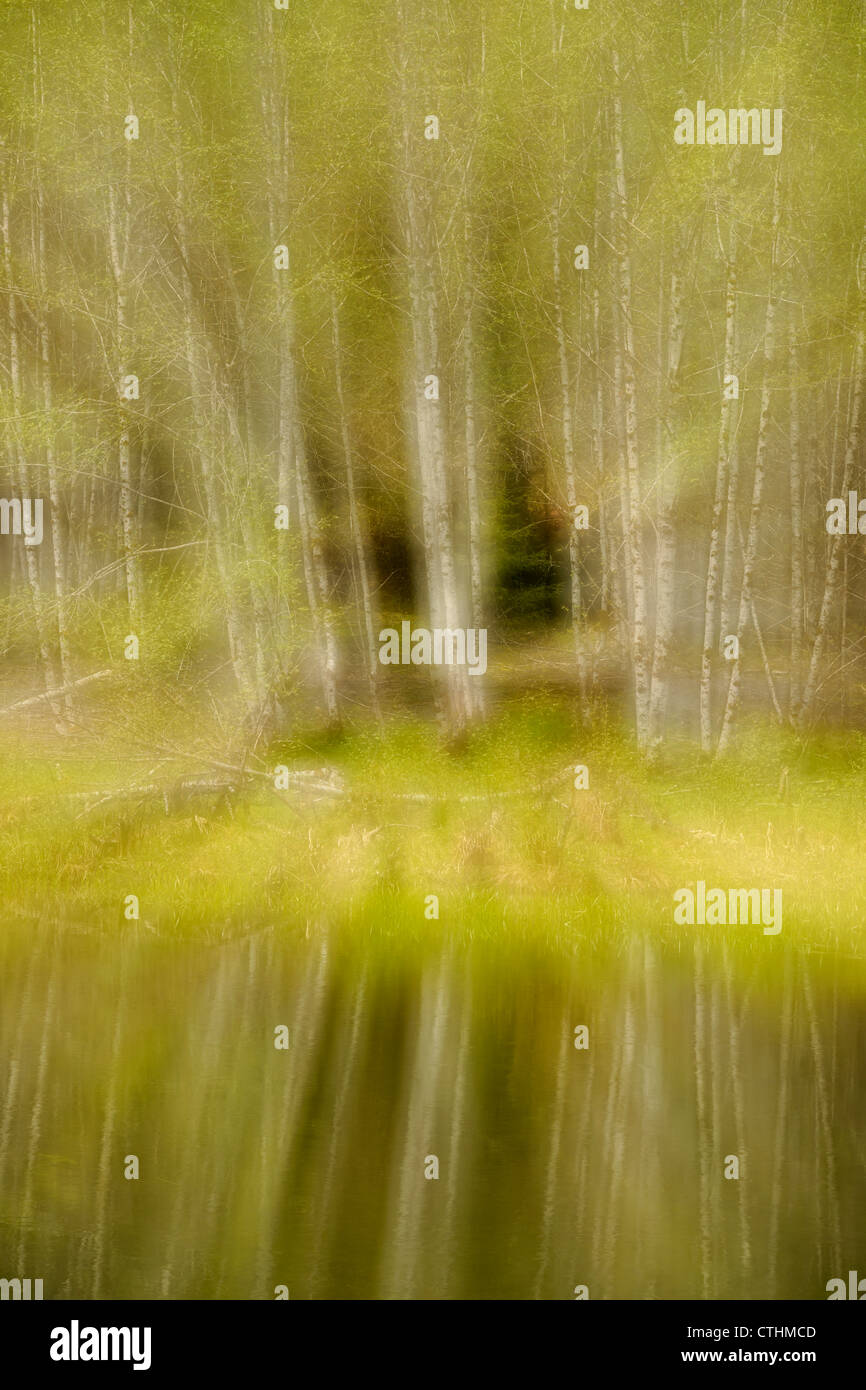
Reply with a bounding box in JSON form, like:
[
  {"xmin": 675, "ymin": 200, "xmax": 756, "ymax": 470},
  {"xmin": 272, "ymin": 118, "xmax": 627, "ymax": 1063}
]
[{"xmin": 0, "ymin": 920, "xmax": 862, "ymax": 1299}]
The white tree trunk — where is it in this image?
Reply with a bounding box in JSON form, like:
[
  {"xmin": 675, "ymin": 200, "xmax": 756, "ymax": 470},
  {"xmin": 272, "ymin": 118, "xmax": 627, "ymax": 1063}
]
[
  {"xmin": 611, "ymin": 58, "xmax": 650, "ymax": 748},
  {"xmin": 788, "ymin": 311, "xmax": 804, "ymax": 719},
  {"xmin": 649, "ymin": 229, "xmax": 688, "ymax": 748},
  {"xmin": 717, "ymin": 168, "xmax": 782, "ymax": 754},
  {"xmin": 397, "ymin": 2, "xmax": 471, "ymax": 733},
  {"xmin": 800, "ymin": 235, "xmax": 866, "ymax": 726},
  {"xmin": 552, "ymin": 198, "xmax": 589, "ymax": 714},
  {"xmin": 699, "ymin": 234, "xmax": 738, "ymax": 751},
  {"xmin": 173, "ymin": 134, "xmax": 253, "ymax": 712},
  {"xmin": 332, "ymin": 292, "xmax": 381, "ymax": 721},
  {"xmin": 1, "ymin": 177, "xmax": 59, "ymax": 707}
]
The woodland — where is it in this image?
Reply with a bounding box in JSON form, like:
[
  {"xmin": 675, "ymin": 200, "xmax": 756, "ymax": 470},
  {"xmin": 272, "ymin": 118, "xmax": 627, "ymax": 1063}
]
[{"xmin": 0, "ymin": 0, "xmax": 864, "ymax": 759}]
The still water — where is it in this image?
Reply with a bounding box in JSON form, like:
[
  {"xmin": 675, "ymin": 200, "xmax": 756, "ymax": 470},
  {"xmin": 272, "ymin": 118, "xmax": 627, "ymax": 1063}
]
[{"xmin": 0, "ymin": 920, "xmax": 862, "ymax": 1299}]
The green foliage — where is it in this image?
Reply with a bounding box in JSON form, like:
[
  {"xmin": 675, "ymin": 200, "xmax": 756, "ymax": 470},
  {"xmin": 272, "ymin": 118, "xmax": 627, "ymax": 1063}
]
[{"xmin": 0, "ymin": 704, "xmax": 862, "ymax": 965}]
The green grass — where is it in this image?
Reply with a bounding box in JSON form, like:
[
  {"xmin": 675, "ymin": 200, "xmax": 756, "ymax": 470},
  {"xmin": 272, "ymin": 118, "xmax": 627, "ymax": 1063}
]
[{"xmin": 1, "ymin": 696, "xmax": 864, "ymax": 982}]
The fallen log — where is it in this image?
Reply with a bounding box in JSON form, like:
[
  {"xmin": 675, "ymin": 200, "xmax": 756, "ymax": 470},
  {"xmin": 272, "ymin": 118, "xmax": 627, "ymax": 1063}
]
[
  {"xmin": 0, "ymin": 668, "xmax": 113, "ymax": 718},
  {"xmin": 17, "ymin": 762, "xmax": 575, "ymax": 816}
]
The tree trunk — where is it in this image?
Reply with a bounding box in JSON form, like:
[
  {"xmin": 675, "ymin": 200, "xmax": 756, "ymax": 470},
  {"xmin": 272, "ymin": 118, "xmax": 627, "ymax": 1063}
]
[
  {"xmin": 462, "ymin": 212, "xmax": 485, "ymax": 718},
  {"xmin": 610, "ymin": 55, "xmax": 650, "ymax": 749},
  {"xmin": 34, "ymin": 185, "xmax": 73, "ymax": 713},
  {"xmin": 699, "ymin": 231, "xmax": 738, "ymax": 751},
  {"xmin": 552, "ymin": 197, "xmax": 589, "ymax": 715},
  {"xmin": 173, "ymin": 127, "xmax": 253, "ymax": 711},
  {"xmin": 649, "ymin": 228, "xmax": 688, "ymax": 748},
  {"xmin": 1, "ymin": 175, "xmax": 59, "ymax": 708},
  {"xmin": 332, "ymin": 291, "xmax": 381, "ymax": 721},
  {"xmin": 106, "ymin": 1, "xmax": 140, "ymax": 628},
  {"xmin": 799, "ymin": 232, "xmax": 866, "ymax": 727},
  {"xmin": 397, "ymin": 0, "xmax": 471, "ymax": 734},
  {"xmin": 717, "ymin": 166, "xmax": 782, "ymax": 754},
  {"xmin": 264, "ymin": 27, "xmax": 339, "ymax": 724},
  {"xmin": 788, "ymin": 311, "xmax": 804, "ymax": 719}
]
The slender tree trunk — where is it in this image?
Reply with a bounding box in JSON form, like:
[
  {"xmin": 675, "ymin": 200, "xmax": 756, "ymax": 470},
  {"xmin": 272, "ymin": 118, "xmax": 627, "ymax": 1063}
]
[
  {"xmin": 610, "ymin": 56, "xmax": 650, "ymax": 748},
  {"xmin": 211, "ymin": 342, "xmax": 271, "ymax": 714},
  {"xmin": 294, "ymin": 429, "xmax": 340, "ymax": 723},
  {"xmin": 788, "ymin": 312, "xmax": 804, "ymax": 719},
  {"xmin": 719, "ymin": 435, "xmax": 742, "ymax": 645},
  {"xmin": 1, "ymin": 176, "xmax": 59, "ymax": 706},
  {"xmin": 332, "ymin": 292, "xmax": 380, "ymax": 721},
  {"xmin": 717, "ymin": 174, "xmax": 744, "ymax": 648},
  {"xmin": 462, "ymin": 214, "xmax": 486, "ymax": 718},
  {"xmin": 717, "ymin": 167, "xmax": 782, "ymax": 754},
  {"xmin": 608, "ymin": 157, "xmax": 635, "ymax": 663},
  {"xmin": 267, "ymin": 89, "xmax": 297, "ymax": 681},
  {"xmin": 106, "ymin": 2, "xmax": 140, "ymax": 628},
  {"xmin": 173, "ymin": 131, "xmax": 253, "ymax": 710},
  {"xmin": 590, "ymin": 187, "xmax": 614, "ymax": 693},
  {"xmin": 30, "ymin": 8, "xmax": 72, "ymax": 715},
  {"xmin": 591, "ymin": 261, "xmax": 609, "ymax": 619},
  {"xmin": 800, "ymin": 233, "xmax": 866, "ymax": 727},
  {"xmin": 552, "ymin": 198, "xmax": 589, "ymax": 715},
  {"xmin": 427, "ymin": 287, "xmax": 472, "ymax": 729},
  {"xmin": 397, "ymin": 0, "xmax": 471, "ymax": 733},
  {"xmin": 700, "ymin": 235, "xmax": 738, "ymax": 751},
  {"xmin": 649, "ymin": 228, "xmax": 688, "ymax": 748},
  {"xmin": 34, "ymin": 180, "xmax": 73, "ymax": 714},
  {"xmin": 263, "ymin": 29, "xmax": 339, "ymax": 724}
]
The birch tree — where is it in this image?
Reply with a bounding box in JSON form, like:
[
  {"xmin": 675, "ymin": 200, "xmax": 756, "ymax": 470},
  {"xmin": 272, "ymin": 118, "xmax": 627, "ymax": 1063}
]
[
  {"xmin": 610, "ymin": 51, "xmax": 650, "ymax": 749},
  {"xmin": 717, "ymin": 165, "xmax": 783, "ymax": 754}
]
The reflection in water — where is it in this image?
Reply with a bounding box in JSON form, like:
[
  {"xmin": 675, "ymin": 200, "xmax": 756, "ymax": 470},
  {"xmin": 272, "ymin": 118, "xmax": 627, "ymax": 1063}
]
[{"xmin": 0, "ymin": 921, "xmax": 861, "ymax": 1299}]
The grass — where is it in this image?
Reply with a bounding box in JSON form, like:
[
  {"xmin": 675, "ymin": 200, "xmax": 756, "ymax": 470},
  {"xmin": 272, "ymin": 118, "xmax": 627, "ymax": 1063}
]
[{"xmin": 1, "ymin": 694, "xmax": 864, "ymax": 982}]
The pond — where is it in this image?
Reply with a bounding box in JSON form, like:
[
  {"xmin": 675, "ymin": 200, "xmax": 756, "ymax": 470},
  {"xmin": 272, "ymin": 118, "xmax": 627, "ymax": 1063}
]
[{"xmin": 0, "ymin": 921, "xmax": 862, "ymax": 1300}]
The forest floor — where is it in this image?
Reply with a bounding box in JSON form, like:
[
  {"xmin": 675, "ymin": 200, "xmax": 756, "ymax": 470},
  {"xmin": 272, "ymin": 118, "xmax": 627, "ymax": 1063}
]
[{"xmin": 1, "ymin": 694, "xmax": 864, "ymax": 978}]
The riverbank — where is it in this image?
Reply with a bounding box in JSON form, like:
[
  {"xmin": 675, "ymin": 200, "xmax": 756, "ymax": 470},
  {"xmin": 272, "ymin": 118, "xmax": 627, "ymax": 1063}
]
[{"xmin": 1, "ymin": 699, "xmax": 864, "ymax": 968}]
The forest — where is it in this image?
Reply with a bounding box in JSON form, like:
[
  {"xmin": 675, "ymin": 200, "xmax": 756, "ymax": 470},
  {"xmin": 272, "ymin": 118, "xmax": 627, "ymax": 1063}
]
[
  {"xmin": 0, "ymin": 0, "xmax": 864, "ymax": 752},
  {"xmin": 1, "ymin": 0, "xmax": 865, "ymax": 1305}
]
